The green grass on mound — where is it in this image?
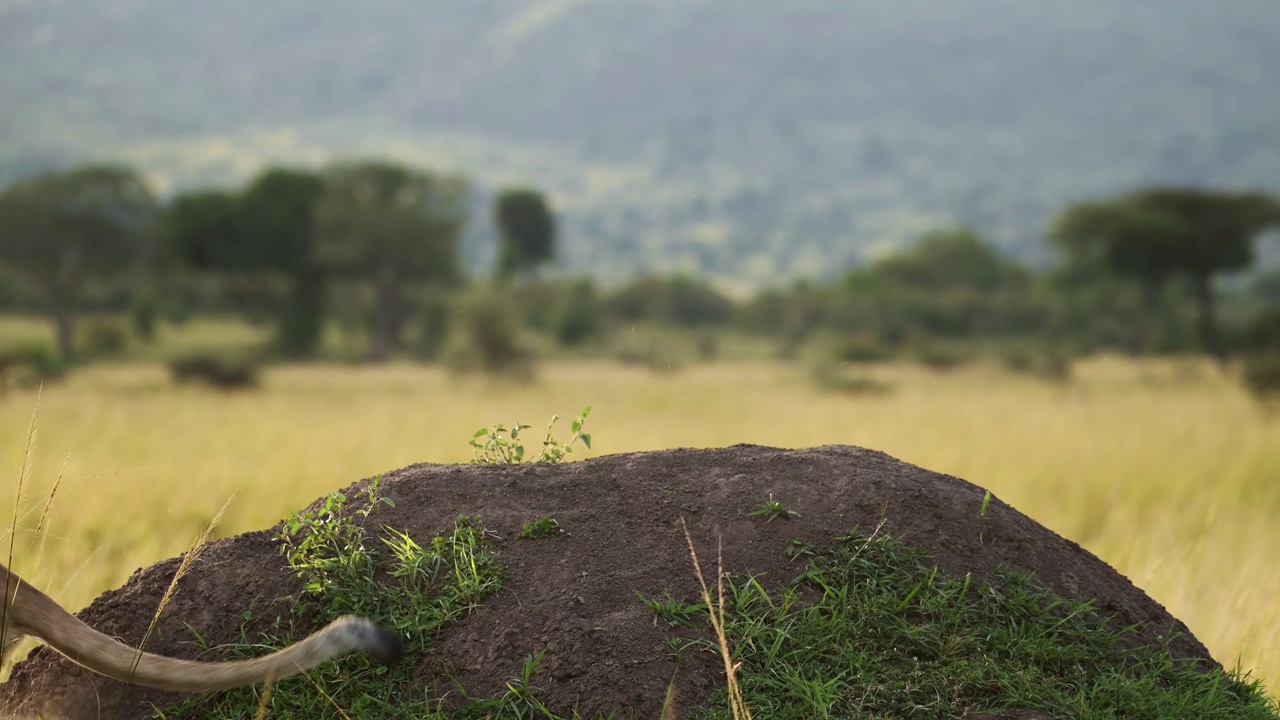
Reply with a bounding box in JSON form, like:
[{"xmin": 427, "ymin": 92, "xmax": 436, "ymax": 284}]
[
  {"xmin": 681, "ymin": 531, "xmax": 1277, "ymax": 720},
  {"xmin": 160, "ymin": 484, "xmax": 1277, "ymax": 719}
]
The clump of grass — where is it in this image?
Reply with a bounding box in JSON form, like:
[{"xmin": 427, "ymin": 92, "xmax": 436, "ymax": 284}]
[
  {"xmin": 783, "ymin": 539, "xmax": 815, "ymax": 561},
  {"xmin": 159, "ymin": 478, "xmax": 506, "ymax": 718},
  {"xmin": 749, "ymin": 494, "xmax": 800, "ymax": 522},
  {"xmin": 517, "ymin": 517, "xmax": 566, "ymax": 540},
  {"xmin": 470, "ymin": 407, "xmax": 592, "ymax": 464},
  {"xmin": 678, "ymin": 529, "xmax": 1279, "ymax": 719},
  {"xmin": 638, "ymin": 591, "xmax": 709, "ymax": 628},
  {"xmin": 459, "ymin": 652, "xmax": 558, "ymax": 718},
  {"xmin": 681, "ymin": 519, "xmax": 754, "ymax": 720}
]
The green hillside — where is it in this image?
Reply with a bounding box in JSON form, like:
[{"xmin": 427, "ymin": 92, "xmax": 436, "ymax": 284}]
[{"xmin": 2, "ymin": 0, "xmax": 1278, "ymax": 286}]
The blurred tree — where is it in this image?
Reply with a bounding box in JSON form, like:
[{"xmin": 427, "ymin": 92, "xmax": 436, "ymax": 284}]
[
  {"xmin": 1252, "ymin": 266, "xmax": 1280, "ymax": 305},
  {"xmin": 315, "ymin": 160, "xmax": 467, "ymax": 362},
  {"xmin": 554, "ymin": 277, "xmax": 603, "ymax": 346},
  {"xmin": 1050, "ymin": 200, "xmax": 1181, "ymax": 353},
  {"xmin": 166, "ymin": 169, "xmax": 328, "ymax": 358},
  {"xmin": 1241, "ymin": 307, "xmax": 1280, "ymax": 406},
  {"xmin": 0, "ymin": 164, "xmax": 156, "ymax": 359},
  {"xmin": 1128, "ymin": 188, "xmax": 1279, "ymax": 363},
  {"xmin": 494, "ymin": 188, "xmax": 556, "ymax": 281},
  {"xmin": 841, "ymin": 228, "xmax": 1040, "ymax": 341},
  {"xmin": 873, "ymin": 228, "xmax": 1006, "ymax": 291},
  {"xmin": 165, "ymin": 189, "xmax": 254, "ymax": 272},
  {"xmin": 604, "ymin": 275, "xmax": 735, "ymax": 328},
  {"xmin": 238, "ymin": 167, "xmax": 326, "ymax": 358}
]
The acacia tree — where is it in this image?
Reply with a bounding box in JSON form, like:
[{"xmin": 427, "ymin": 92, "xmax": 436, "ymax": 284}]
[
  {"xmin": 1128, "ymin": 188, "xmax": 1279, "ymax": 363},
  {"xmin": 494, "ymin": 188, "xmax": 556, "ymax": 281},
  {"xmin": 1050, "ymin": 200, "xmax": 1181, "ymax": 353},
  {"xmin": 315, "ymin": 160, "xmax": 467, "ymax": 362},
  {"xmin": 0, "ymin": 165, "xmax": 156, "ymax": 359}
]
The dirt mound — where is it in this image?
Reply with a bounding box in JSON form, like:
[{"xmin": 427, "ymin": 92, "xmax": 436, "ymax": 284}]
[{"xmin": 0, "ymin": 445, "xmax": 1214, "ymax": 718}]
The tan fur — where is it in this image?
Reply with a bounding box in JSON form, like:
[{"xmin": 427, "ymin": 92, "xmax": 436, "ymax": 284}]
[{"xmin": 0, "ymin": 563, "xmax": 401, "ymax": 692}]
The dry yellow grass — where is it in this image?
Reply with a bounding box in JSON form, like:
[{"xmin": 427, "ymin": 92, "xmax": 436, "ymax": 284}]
[{"xmin": 0, "ymin": 356, "xmax": 1276, "ymax": 696}]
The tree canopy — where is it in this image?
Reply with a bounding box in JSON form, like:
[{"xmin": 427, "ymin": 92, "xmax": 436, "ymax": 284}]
[
  {"xmin": 0, "ymin": 164, "xmax": 156, "ymax": 357},
  {"xmin": 314, "ymin": 160, "xmax": 468, "ymax": 360},
  {"xmin": 494, "ymin": 188, "xmax": 556, "ymax": 280},
  {"xmin": 1052, "ymin": 188, "xmax": 1280, "ymax": 360}
]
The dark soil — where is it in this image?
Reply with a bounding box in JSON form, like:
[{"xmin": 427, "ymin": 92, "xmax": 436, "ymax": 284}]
[{"xmin": 0, "ymin": 445, "xmax": 1215, "ymax": 719}]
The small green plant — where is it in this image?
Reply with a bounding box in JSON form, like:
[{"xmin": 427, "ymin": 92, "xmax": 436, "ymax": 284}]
[
  {"xmin": 459, "ymin": 652, "xmax": 558, "ymax": 719},
  {"xmin": 162, "ymin": 477, "xmax": 507, "ymax": 718},
  {"xmin": 979, "ymin": 489, "xmax": 994, "ymax": 543},
  {"xmin": 749, "ymin": 494, "xmax": 800, "ymax": 522},
  {"xmin": 637, "ymin": 591, "xmax": 709, "ymax": 628},
  {"xmin": 517, "ymin": 517, "xmax": 566, "ymax": 540},
  {"xmin": 470, "ymin": 406, "xmax": 592, "ymax": 464},
  {"xmin": 469, "ymin": 420, "xmax": 533, "ymax": 464},
  {"xmin": 784, "ymin": 539, "xmax": 815, "ymax": 561}
]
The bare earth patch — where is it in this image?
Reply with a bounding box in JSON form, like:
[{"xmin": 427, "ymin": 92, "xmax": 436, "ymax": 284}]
[{"xmin": 0, "ymin": 445, "xmax": 1214, "ymax": 718}]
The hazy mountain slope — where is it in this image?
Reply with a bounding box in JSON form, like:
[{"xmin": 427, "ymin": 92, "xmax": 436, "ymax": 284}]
[{"xmin": 3, "ymin": 0, "xmax": 1278, "ymax": 285}]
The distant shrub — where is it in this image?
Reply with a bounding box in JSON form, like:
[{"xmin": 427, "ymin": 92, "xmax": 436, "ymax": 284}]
[
  {"xmin": 604, "ymin": 275, "xmax": 735, "ymax": 327},
  {"xmin": 1243, "ymin": 308, "xmax": 1280, "ymax": 354},
  {"xmin": 169, "ymin": 354, "xmax": 260, "ymax": 390},
  {"xmin": 130, "ymin": 290, "xmax": 160, "ymax": 342},
  {"xmin": 913, "ymin": 343, "xmax": 972, "ymax": 371},
  {"xmin": 1243, "ymin": 354, "xmax": 1280, "ymax": 405},
  {"xmin": 811, "ymin": 364, "xmax": 894, "ymax": 396},
  {"xmin": 614, "ymin": 333, "xmax": 685, "ymax": 373},
  {"xmin": 22, "ymin": 343, "xmax": 67, "ymax": 381},
  {"xmin": 554, "ymin": 278, "xmax": 603, "ymax": 347},
  {"xmin": 414, "ymin": 293, "xmax": 452, "ymax": 361},
  {"xmin": 79, "ymin": 318, "xmax": 130, "ymax": 359},
  {"xmin": 0, "ymin": 343, "xmax": 67, "ymax": 393},
  {"xmin": 512, "ymin": 282, "xmax": 558, "ymax": 332},
  {"xmin": 694, "ymin": 331, "xmax": 719, "ymax": 361},
  {"xmin": 999, "ymin": 343, "xmax": 1072, "ymax": 382},
  {"xmin": 835, "ymin": 332, "xmax": 894, "ymax": 363},
  {"xmin": 443, "ymin": 288, "xmax": 534, "ymax": 378},
  {"xmin": 1240, "ymin": 309, "xmax": 1280, "ymax": 408}
]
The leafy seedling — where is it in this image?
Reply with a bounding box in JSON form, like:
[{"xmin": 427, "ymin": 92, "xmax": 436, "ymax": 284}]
[
  {"xmin": 638, "ymin": 591, "xmax": 709, "ymax": 628},
  {"xmin": 517, "ymin": 517, "xmax": 566, "ymax": 540},
  {"xmin": 469, "ymin": 406, "xmax": 593, "ymax": 464},
  {"xmin": 784, "ymin": 539, "xmax": 816, "ymax": 560},
  {"xmin": 749, "ymin": 494, "xmax": 800, "ymax": 522}
]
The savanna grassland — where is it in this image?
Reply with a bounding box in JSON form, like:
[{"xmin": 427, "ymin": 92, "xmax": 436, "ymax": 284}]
[{"xmin": 1, "ymin": 323, "xmax": 1278, "ymax": 700}]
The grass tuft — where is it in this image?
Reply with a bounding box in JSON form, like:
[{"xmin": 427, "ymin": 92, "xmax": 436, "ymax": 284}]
[
  {"xmin": 158, "ymin": 479, "xmax": 507, "ymax": 718},
  {"xmin": 680, "ymin": 529, "xmax": 1279, "ymax": 719}
]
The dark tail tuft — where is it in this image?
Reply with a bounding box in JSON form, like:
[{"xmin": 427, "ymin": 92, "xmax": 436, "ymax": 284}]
[{"xmin": 366, "ymin": 626, "xmax": 404, "ymax": 665}]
